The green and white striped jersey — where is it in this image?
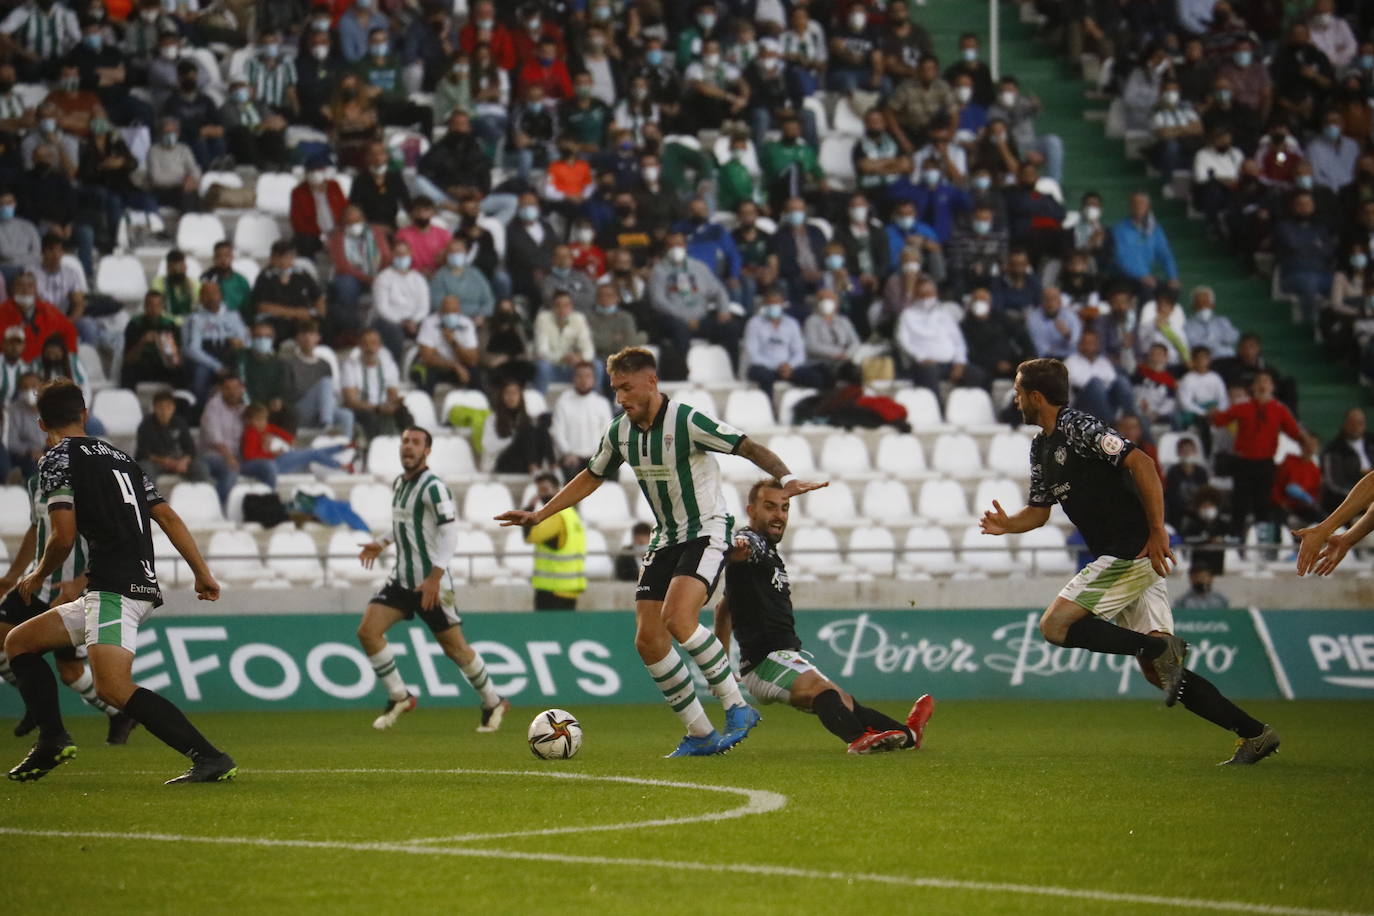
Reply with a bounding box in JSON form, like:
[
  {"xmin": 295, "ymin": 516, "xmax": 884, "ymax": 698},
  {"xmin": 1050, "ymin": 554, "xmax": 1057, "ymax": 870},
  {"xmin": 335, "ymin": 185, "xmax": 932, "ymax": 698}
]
[
  {"xmin": 388, "ymin": 467, "xmax": 458, "ymax": 589},
  {"xmin": 587, "ymin": 397, "xmax": 744, "ymax": 550},
  {"xmin": 25, "ymin": 472, "xmax": 86, "ymax": 606}
]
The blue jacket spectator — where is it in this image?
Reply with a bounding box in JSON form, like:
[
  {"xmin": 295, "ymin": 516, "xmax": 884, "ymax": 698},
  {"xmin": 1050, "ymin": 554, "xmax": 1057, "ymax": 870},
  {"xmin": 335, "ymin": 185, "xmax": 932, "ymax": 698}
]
[
  {"xmin": 989, "ymin": 249, "xmax": 1041, "ymax": 313},
  {"xmin": 673, "ymin": 210, "xmax": 742, "ymax": 284},
  {"xmin": 1025, "ymin": 287, "xmax": 1082, "ymax": 358},
  {"xmin": 902, "ymin": 179, "xmax": 972, "ymax": 244},
  {"xmin": 1112, "ymin": 192, "xmax": 1178, "ymax": 289},
  {"xmin": 884, "ymin": 199, "xmax": 941, "ymax": 259},
  {"xmin": 1273, "ymin": 192, "xmax": 1335, "ymax": 323}
]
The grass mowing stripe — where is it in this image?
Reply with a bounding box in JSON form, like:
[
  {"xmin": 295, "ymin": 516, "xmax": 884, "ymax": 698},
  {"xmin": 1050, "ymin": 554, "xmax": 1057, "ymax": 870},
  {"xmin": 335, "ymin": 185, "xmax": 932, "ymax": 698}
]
[{"xmin": 0, "ymin": 825, "xmax": 1362, "ymax": 916}]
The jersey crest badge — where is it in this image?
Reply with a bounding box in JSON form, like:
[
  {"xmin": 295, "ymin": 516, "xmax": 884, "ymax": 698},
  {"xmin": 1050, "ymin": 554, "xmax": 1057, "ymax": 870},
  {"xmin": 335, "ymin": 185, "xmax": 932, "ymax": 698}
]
[
  {"xmin": 663, "ymin": 434, "xmax": 674, "ymax": 450},
  {"xmin": 1100, "ymin": 433, "xmax": 1125, "ymax": 455},
  {"xmin": 1054, "ymin": 446, "xmax": 1067, "ymax": 465}
]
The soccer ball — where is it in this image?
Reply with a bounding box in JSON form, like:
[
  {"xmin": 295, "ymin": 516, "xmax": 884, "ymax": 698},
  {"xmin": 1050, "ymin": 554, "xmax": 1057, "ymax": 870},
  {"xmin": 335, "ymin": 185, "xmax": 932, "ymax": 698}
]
[{"xmin": 527, "ymin": 708, "xmax": 583, "ymax": 760}]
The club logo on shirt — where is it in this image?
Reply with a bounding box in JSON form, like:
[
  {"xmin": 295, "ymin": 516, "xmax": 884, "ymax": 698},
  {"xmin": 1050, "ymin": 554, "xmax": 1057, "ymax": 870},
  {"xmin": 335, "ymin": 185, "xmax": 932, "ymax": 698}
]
[
  {"xmin": 663, "ymin": 434, "xmax": 674, "ymax": 450},
  {"xmin": 1100, "ymin": 433, "xmax": 1124, "ymax": 456},
  {"xmin": 1054, "ymin": 446, "xmax": 1067, "ymax": 465}
]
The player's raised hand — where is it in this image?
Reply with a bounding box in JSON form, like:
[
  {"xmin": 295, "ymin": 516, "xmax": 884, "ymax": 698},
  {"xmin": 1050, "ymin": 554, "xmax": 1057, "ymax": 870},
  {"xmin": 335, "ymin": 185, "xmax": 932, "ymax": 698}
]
[
  {"xmin": 979, "ymin": 500, "xmax": 1012, "ymax": 536},
  {"xmin": 1292, "ymin": 526, "xmax": 1333, "ymax": 576},
  {"xmin": 358, "ymin": 541, "xmax": 385, "ymax": 569},
  {"xmin": 1142, "ymin": 528, "xmax": 1177, "ymax": 579},
  {"xmin": 782, "ymin": 478, "xmax": 827, "ymax": 498},
  {"xmin": 194, "ymin": 572, "xmax": 221, "ymax": 601},
  {"xmin": 495, "ymin": 509, "xmax": 538, "ymax": 527}
]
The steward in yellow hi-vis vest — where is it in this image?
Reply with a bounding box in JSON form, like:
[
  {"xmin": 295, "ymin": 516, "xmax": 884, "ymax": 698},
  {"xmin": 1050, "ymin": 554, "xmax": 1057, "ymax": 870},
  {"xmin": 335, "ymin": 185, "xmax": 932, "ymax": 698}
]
[{"xmin": 525, "ymin": 473, "xmax": 587, "ymax": 610}]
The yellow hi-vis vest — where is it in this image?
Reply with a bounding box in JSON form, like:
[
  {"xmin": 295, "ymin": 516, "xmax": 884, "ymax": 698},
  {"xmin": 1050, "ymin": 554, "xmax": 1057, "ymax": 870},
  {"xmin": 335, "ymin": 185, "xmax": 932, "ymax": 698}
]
[{"xmin": 531, "ymin": 507, "xmax": 587, "ymax": 596}]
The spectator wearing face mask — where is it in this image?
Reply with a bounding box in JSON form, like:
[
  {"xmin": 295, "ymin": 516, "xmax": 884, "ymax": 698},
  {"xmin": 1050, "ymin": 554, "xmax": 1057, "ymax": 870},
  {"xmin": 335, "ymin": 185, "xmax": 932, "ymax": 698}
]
[
  {"xmin": 960, "ymin": 286, "xmax": 1035, "ymax": 382},
  {"xmin": 370, "ymin": 240, "xmax": 428, "ymax": 364},
  {"xmin": 219, "ymin": 80, "xmax": 289, "ymax": 171},
  {"xmin": 743, "ymin": 287, "xmax": 828, "ymax": 396},
  {"xmin": 280, "ymin": 319, "xmax": 353, "ymax": 438},
  {"xmin": 803, "ymin": 289, "xmax": 860, "ymax": 371},
  {"xmin": 648, "ymin": 230, "xmax": 742, "ymax": 375},
  {"xmin": 429, "ymin": 236, "xmax": 495, "ymax": 319},
  {"xmin": 0, "ymin": 190, "xmax": 40, "ymax": 285},
  {"xmin": 1148, "ymin": 78, "xmax": 1203, "ymax": 181},
  {"xmin": 1304, "ymin": 109, "xmax": 1360, "ymax": 194},
  {"xmin": 327, "ymin": 204, "xmax": 392, "ymax": 344},
  {"xmin": 987, "ymin": 75, "xmax": 1064, "ymax": 182},
  {"xmin": 586, "ymin": 283, "xmax": 646, "ymax": 365},
  {"xmin": 1183, "ymin": 286, "xmax": 1239, "ymax": 358},
  {"xmin": 1324, "ymin": 247, "xmax": 1373, "ymax": 363},
  {"xmin": 337, "ymin": 0, "xmax": 389, "ymax": 64},
  {"xmin": 458, "ymin": 1, "xmax": 515, "ymax": 71},
  {"xmin": 1180, "ymin": 487, "xmax": 1230, "ymax": 574},
  {"xmin": 412, "ymin": 294, "xmax": 479, "ymax": 393},
  {"xmin": 4, "ymin": 371, "xmax": 45, "ymax": 480},
  {"xmin": 290, "ymin": 153, "xmax": 347, "ymax": 258},
  {"xmin": 0, "ymin": 271, "xmax": 75, "ymax": 362},
  {"xmin": 947, "ymin": 204, "xmax": 1007, "ymax": 298},
  {"xmin": 1175, "ymin": 566, "xmax": 1230, "ymax": 610},
  {"xmin": 349, "ymin": 141, "xmax": 411, "ymax": 229},
  {"xmin": 568, "ymin": 220, "xmax": 606, "ymax": 278},
  {"xmin": 182, "ymin": 280, "xmax": 247, "ymax": 403},
  {"xmin": 896, "ymin": 276, "xmax": 985, "ymax": 392},
  {"xmin": 145, "ymin": 116, "xmax": 200, "ymax": 212}
]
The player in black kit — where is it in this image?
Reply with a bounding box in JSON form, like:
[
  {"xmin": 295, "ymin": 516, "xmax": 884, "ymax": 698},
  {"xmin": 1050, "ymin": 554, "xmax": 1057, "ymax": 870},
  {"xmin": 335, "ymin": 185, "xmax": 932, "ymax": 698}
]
[
  {"xmin": 979, "ymin": 359, "xmax": 1279, "ymax": 765},
  {"xmin": 4, "ymin": 380, "xmax": 237, "ymax": 783},
  {"xmin": 715, "ymin": 479, "xmax": 934, "ymax": 754}
]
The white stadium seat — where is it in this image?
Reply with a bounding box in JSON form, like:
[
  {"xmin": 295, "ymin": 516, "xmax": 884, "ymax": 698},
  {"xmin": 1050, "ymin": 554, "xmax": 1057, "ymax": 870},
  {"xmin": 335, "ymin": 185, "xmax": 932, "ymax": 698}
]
[
  {"xmin": 717, "ymin": 451, "xmax": 760, "ymax": 482},
  {"xmin": 451, "ymin": 530, "xmax": 500, "ymax": 581},
  {"xmin": 429, "ymin": 436, "xmax": 476, "ymax": 478},
  {"xmin": 960, "ymin": 524, "xmax": 1015, "ymax": 574},
  {"xmin": 832, "ymin": 95, "xmax": 866, "ymax": 135},
  {"xmin": 367, "ymin": 436, "xmax": 403, "ymax": 479},
  {"xmin": 175, "ymin": 213, "xmax": 227, "ymax": 259},
  {"xmin": 349, "ymin": 482, "xmax": 394, "ymax": 532},
  {"xmin": 848, "ymin": 525, "xmax": 896, "ymax": 576},
  {"xmin": 1156, "ymin": 431, "xmax": 1202, "ymax": 467},
  {"xmin": 254, "ymin": 172, "xmax": 297, "ymax": 216},
  {"xmin": 91, "ymin": 388, "xmax": 142, "ymax": 436},
  {"xmin": 232, "ymin": 212, "xmax": 282, "ymax": 260},
  {"xmin": 0, "ymin": 485, "xmax": 29, "ymax": 534},
  {"xmin": 402, "ymin": 390, "xmax": 438, "ymax": 429},
  {"xmin": 902, "ymin": 526, "xmax": 959, "ymax": 575},
  {"xmin": 523, "ymin": 388, "xmax": 548, "ymax": 417},
  {"xmin": 874, "ymin": 433, "xmax": 930, "ymax": 479},
  {"xmin": 152, "ymin": 528, "xmax": 192, "ymax": 586},
  {"xmin": 580, "ymin": 483, "xmax": 634, "ymax": 529},
  {"xmin": 95, "ymin": 254, "xmax": 149, "ymax": 303},
  {"xmin": 687, "ymin": 345, "xmax": 735, "ymax": 384},
  {"xmin": 724, "ymin": 389, "xmax": 775, "ymax": 429},
  {"xmin": 464, "ymin": 482, "xmax": 514, "ymax": 528},
  {"xmin": 326, "ymin": 529, "xmax": 386, "ymax": 584},
  {"xmin": 673, "ymin": 387, "xmax": 718, "ymax": 416},
  {"xmin": 265, "ymin": 529, "xmax": 323, "ymax": 583},
  {"xmin": 945, "ymin": 387, "xmax": 1000, "ymax": 431},
  {"xmin": 169, "ymin": 482, "xmax": 227, "ymax": 529},
  {"xmin": 225, "ymin": 481, "xmax": 271, "ymax": 524},
  {"xmin": 777, "ymin": 387, "xmax": 818, "ymax": 425},
  {"xmin": 584, "ymin": 528, "xmax": 613, "ymax": 579},
  {"xmin": 860, "ymin": 479, "xmax": 913, "ymax": 523},
  {"xmin": 973, "ymin": 478, "xmax": 1024, "ymax": 517},
  {"xmin": 78, "ymin": 343, "xmax": 106, "ymax": 388},
  {"xmin": 205, "ymin": 530, "xmax": 270, "ymax": 583},
  {"xmin": 198, "ymin": 170, "xmax": 242, "ymax": 196},
  {"xmin": 768, "ymin": 434, "xmax": 815, "ymax": 474},
  {"xmin": 819, "ymin": 135, "xmax": 857, "ymax": 187},
  {"xmin": 155, "ymin": 253, "xmax": 203, "ymax": 279},
  {"xmin": 894, "ymin": 387, "xmax": 949, "ymax": 432},
  {"xmin": 790, "ymin": 526, "xmax": 844, "ymax": 575},
  {"xmin": 987, "ymin": 431, "xmax": 1034, "ymax": 477},
  {"xmin": 819, "ymin": 432, "xmax": 871, "ymax": 476},
  {"xmin": 930, "ymin": 433, "xmax": 986, "ymax": 479},
  {"xmin": 232, "ymin": 256, "xmax": 261, "ymax": 287},
  {"xmin": 802, "ymin": 480, "xmax": 857, "ymax": 524},
  {"xmin": 916, "ymin": 479, "xmax": 971, "ymax": 524},
  {"xmin": 442, "ymin": 388, "xmax": 491, "ymax": 423},
  {"xmin": 501, "ymin": 528, "xmax": 533, "ymax": 576},
  {"xmin": 1020, "ymin": 526, "xmax": 1075, "ymax": 574}
]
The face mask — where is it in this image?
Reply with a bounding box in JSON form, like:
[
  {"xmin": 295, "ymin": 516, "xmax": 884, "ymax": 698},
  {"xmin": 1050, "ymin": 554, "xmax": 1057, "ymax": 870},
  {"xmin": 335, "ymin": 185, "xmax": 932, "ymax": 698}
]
[
  {"xmin": 1296, "ymin": 174, "xmax": 1314, "ymax": 190},
  {"xmin": 1361, "ymin": 54, "xmax": 1374, "ymax": 71},
  {"xmin": 646, "ymin": 49, "xmax": 663, "ymax": 66},
  {"xmin": 370, "ymin": 41, "xmax": 388, "ymax": 57},
  {"xmin": 90, "ymin": 117, "xmax": 109, "ymax": 135},
  {"xmin": 347, "ymin": 222, "xmax": 365, "ymax": 236},
  {"xmin": 141, "ymin": 9, "xmax": 158, "ymax": 22},
  {"xmin": 703, "ymin": 53, "xmax": 721, "ymax": 67},
  {"xmin": 311, "ymin": 44, "xmax": 329, "ymax": 60},
  {"xmin": 998, "ymin": 91, "xmax": 1017, "ymax": 108},
  {"xmin": 252, "ymin": 336, "xmax": 274, "ymax": 354},
  {"xmin": 970, "ymin": 298, "xmax": 991, "ymax": 318},
  {"xmin": 312, "ymin": 17, "xmax": 330, "ymax": 31},
  {"xmin": 785, "ymin": 210, "xmax": 806, "ymax": 226},
  {"xmin": 917, "ymin": 296, "xmax": 938, "ymax": 310},
  {"xmin": 848, "ymin": 12, "xmax": 866, "ymax": 30},
  {"xmin": 160, "ymin": 46, "xmax": 177, "ymax": 60},
  {"xmin": 817, "ymin": 297, "xmax": 837, "ymax": 317},
  {"xmin": 307, "ymin": 169, "xmax": 327, "ymax": 186},
  {"xmin": 233, "ymin": 87, "xmax": 249, "ymax": 103},
  {"xmin": 849, "ymin": 205, "xmax": 868, "ymax": 223},
  {"xmin": 698, "ymin": 13, "xmax": 716, "ymax": 30},
  {"xmin": 825, "ymin": 253, "xmax": 845, "ymax": 270},
  {"xmin": 1084, "ymin": 205, "xmax": 1102, "ymax": 222},
  {"xmin": 519, "ymin": 205, "xmax": 539, "ymax": 222},
  {"xmin": 161, "ymin": 133, "xmax": 177, "ymax": 146},
  {"xmin": 1316, "ymin": 12, "xmax": 1332, "ymax": 26},
  {"xmin": 261, "ymin": 43, "xmax": 280, "ymax": 59},
  {"xmin": 896, "ymin": 215, "xmax": 915, "ymax": 231},
  {"xmin": 1180, "ymin": 454, "xmax": 1196, "ymax": 467},
  {"xmin": 447, "ymin": 252, "xmax": 467, "ymax": 269},
  {"xmin": 39, "ymin": 117, "xmax": 56, "ymax": 134},
  {"xmin": 23, "ymin": 388, "xmax": 37, "ymax": 406},
  {"xmin": 1233, "ymin": 50, "xmax": 1252, "ymax": 67},
  {"xmin": 441, "ymin": 312, "xmax": 463, "ymax": 329},
  {"xmin": 83, "ymin": 33, "xmax": 101, "ymax": 50},
  {"xmin": 575, "ymin": 84, "xmax": 592, "ymax": 100},
  {"xmin": 901, "ymin": 261, "xmax": 921, "ymax": 275},
  {"xmin": 574, "ymin": 228, "xmax": 595, "ymax": 244},
  {"xmin": 1216, "ymin": 88, "xmax": 1232, "ymax": 104},
  {"xmin": 922, "ymin": 168, "xmax": 942, "ymax": 186},
  {"xmin": 642, "ymin": 166, "xmax": 660, "ymax": 183},
  {"xmin": 355, "ymin": 0, "xmax": 371, "ymax": 8},
  {"xmin": 14, "ymin": 294, "xmax": 34, "ymax": 308},
  {"xmin": 1162, "ymin": 90, "xmax": 1179, "ymax": 106},
  {"xmin": 962, "ymin": 47, "xmax": 978, "ymax": 63},
  {"xmin": 393, "ymin": 255, "xmax": 412, "ymax": 271},
  {"xmin": 475, "ymin": 16, "xmax": 492, "ymax": 29},
  {"xmin": 593, "ymin": 6, "xmax": 611, "ymax": 21},
  {"xmin": 371, "ymin": 163, "xmax": 387, "ymax": 175},
  {"xmin": 1196, "ymin": 306, "xmax": 1212, "ymax": 321},
  {"xmin": 1325, "ymin": 124, "xmax": 1342, "ymax": 142},
  {"xmin": 0, "ymin": 205, "xmax": 13, "ymax": 220},
  {"xmin": 668, "ymin": 246, "xmax": 687, "ymax": 264},
  {"xmin": 973, "ymin": 174, "xmax": 992, "ymax": 192},
  {"xmin": 526, "ymin": 16, "xmax": 541, "ymax": 31},
  {"xmin": 973, "ymin": 218, "xmax": 992, "ymax": 235},
  {"xmin": 1353, "ymin": 254, "xmax": 1369, "ymax": 270},
  {"xmin": 762, "ymin": 304, "xmax": 784, "ymax": 320},
  {"xmin": 1199, "ymin": 506, "xmax": 1219, "ymax": 521},
  {"xmin": 955, "ymin": 85, "xmax": 973, "ymax": 104}
]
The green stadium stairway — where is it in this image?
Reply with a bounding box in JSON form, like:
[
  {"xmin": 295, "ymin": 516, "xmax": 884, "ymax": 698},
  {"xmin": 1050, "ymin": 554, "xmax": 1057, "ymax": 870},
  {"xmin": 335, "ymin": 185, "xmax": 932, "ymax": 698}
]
[{"xmin": 913, "ymin": 0, "xmax": 1368, "ymax": 439}]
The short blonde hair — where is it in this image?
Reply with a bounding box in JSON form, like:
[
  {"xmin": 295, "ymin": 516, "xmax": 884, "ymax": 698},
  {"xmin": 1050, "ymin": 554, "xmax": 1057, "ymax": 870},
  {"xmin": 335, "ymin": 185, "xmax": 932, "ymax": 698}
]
[{"xmin": 606, "ymin": 346, "xmax": 657, "ymax": 376}]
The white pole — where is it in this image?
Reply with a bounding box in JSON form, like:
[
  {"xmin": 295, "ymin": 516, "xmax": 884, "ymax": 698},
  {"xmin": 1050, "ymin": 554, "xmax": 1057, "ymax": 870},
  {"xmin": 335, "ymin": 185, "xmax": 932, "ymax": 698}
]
[{"xmin": 990, "ymin": 0, "xmax": 1001, "ymax": 81}]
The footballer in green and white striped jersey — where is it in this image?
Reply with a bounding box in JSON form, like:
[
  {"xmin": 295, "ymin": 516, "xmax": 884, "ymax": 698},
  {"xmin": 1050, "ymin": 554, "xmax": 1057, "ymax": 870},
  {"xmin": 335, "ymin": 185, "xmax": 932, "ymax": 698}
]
[
  {"xmin": 587, "ymin": 397, "xmax": 744, "ymax": 552},
  {"xmin": 387, "ymin": 466, "xmax": 458, "ymax": 590},
  {"xmin": 24, "ymin": 471, "xmax": 87, "ymax": 606}
]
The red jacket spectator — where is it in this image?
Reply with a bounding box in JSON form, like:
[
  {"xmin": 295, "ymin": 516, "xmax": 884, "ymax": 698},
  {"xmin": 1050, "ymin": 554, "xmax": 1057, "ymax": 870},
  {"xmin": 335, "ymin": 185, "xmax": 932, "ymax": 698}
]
[
  {"xmin": 459, "ymin": 21, "xmax": 516, "ymax": 71},
  {"xmin": 570, "ymin": 241, "xmax": 606, "ymax": 277},
  {"xmin": 327, "ymin": 223, "xmax": 392, "ymax": 285},
  {"xmin": 517, "ymin": 57, "xmax": 573, "ymax": 101},
  {"xmin": 1212, "ymin": 397, "xmax": 1303, "ymax": 460},
  {"xmin": 0, "ymin": 298, "xmax": 77, "ymax": 362},
  {"xmin": 511, "ymin": 23, "xmax": 566, "ymax": 68},
  {"xmin": 393, "ymin": 223, "xmax": 452, "ymax": 276},
  {"xmin": 242, "ymin": 421, "xmax": 295, "ymax": 462},
  {"xmin": 291, "ymin": 180, "xmax": 348, "ymax": 240},
  {"xmin": 1272, "ymin": 453, "xmax": 1321, "ymax": 513}
]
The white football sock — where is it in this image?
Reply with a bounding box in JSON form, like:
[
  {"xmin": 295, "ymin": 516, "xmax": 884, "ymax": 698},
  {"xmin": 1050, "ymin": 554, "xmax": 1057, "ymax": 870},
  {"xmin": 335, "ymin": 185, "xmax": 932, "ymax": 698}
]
[
  {"xmin": 458, "ymin": 655, "xmax": 503, "ymax": 710},
  {"xmin": 646, "ymin": 650, "xmax": 712, "ymax": 737},
  {"xmin": 0, "ymin": 651, "xmax": 17, "ymax": 688},
  {"xmin": 681, "ymin": 624, "xmax": 746, "ymax": 710},
  {"xmin": 68, "ymin": 668, "xmax": 118, "ymax": 716},
  {"xmin": 368, "ymin": 647, "xmax": 409, "ymax": 701}
]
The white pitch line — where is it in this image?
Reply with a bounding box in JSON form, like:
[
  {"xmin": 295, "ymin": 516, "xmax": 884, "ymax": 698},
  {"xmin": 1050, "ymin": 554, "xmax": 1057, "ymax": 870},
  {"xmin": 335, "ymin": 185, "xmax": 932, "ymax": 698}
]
[{"xmin": 0, "ymin": 825, "xmax": 1364, "ymax": 916}]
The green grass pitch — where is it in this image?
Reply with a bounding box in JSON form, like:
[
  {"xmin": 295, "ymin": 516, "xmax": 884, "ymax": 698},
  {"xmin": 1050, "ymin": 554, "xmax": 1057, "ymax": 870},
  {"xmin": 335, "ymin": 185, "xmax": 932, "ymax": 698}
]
[{"xmin": 2, "ymin": 700, "xmax": 1371, "ymax": 915}]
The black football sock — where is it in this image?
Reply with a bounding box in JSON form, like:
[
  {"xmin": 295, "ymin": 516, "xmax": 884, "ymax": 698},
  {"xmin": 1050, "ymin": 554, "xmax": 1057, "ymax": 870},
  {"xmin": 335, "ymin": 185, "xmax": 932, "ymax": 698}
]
[
  {"xmin": 123, "ymin": 688, "xmax": 221, "ymax": 758},
  {"xmin": 1063, "ymin": 616, "xmax": 1167, "ymax": 658},
  {"xmin": 812, "ymin": 689, "xmax": 866, "ymax": 743},
  {"xmin": 10, "ymin": 653, "xmax": 66, "ymax": 741},
  {"xmin": 1178, "ymin": 670, "xmax": 1265, "ymax": 739},
  {"xmin": 851, "ymin": 702, "xmax": 915, "ymax": 748}
]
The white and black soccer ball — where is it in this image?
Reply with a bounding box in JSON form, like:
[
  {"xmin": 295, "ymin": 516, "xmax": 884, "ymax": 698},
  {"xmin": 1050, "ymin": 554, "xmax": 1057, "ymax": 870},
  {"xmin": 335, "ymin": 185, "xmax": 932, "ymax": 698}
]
[{"xmin": 527, "ymin": 708, "xmax": 583, "ymax": 760}]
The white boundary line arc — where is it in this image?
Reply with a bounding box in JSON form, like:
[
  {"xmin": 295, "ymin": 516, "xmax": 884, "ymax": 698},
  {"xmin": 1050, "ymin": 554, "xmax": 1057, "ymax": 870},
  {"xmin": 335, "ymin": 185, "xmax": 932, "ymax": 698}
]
[{"xmin": 0, "ymin": 825, "xmax": 1366, "ymax": 916}]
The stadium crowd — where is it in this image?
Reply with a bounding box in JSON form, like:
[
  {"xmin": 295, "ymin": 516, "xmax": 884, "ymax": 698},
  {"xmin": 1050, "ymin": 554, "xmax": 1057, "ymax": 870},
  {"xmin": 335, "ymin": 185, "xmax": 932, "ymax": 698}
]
[{"xmin": 0, "ymin": 0, "xmax": 1367, "ymax": 573}]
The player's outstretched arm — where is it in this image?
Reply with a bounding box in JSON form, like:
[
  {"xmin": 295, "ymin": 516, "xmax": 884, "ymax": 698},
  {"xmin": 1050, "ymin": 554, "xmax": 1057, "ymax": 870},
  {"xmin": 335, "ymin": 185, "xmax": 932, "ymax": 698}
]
[
  {"xmin": 737, "ymin": 438, "xmax": 828, "ymax": 497},
  {"xmin": 1293, "ymin": 468, "xmax": 1374, "ymax": 576},
  {"xmin": 978, "ymin": 500, "xmax": 1050, "ymax": 536},
  {"xmin": 1125, "ymin": 449, "xmax": 1177, "ymax": 577},
  {"xmin": 0, "ymin": 524, "xmax": 37, "ymax": 596},
  {"xmin": 495, "ymin": 468, "xmax": 604, "ymax": 527},
  {"xmin": 17, "ymin": 510, "xmax": 75, "ymax": 603},
  {"xmin": 150, "ymin": 502, "xmax": 221, "ymax": 601}
]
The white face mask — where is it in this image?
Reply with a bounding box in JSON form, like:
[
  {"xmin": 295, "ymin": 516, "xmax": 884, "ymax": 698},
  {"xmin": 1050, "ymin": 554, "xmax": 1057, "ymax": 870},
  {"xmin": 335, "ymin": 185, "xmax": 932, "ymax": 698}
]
[
  {"xmin": 703, "ymin": 53, "xmax": 720, "ymax": 68},
  {"xmin": 14, "ymin": 294, "xmax": 34, "ymax": 308},
  {"xmin": 970, "ymin": 299, "xmax": 991, "ymax": 318},
  {"xmin": 576, "ymin": 228, "xmax": 595, "ymax": 244},
  {"xmin": 917, "ymin": 296, "xmax": 939, "ymax": 309},
  {"xmin": 347, "ymin": 222, "xmax": 365, "ymax": 236},
  {"xmin": 849, "ymin": 206, "xmax": 868, "ymax": 223},
  {"xmin": 1199, "ymin": 506, "xmax": 1219, "ymax": 521},
  {"xmin": 1162, "ymin": 90, "xmax": 1180, "ymax": 106},
  {"xmin": 23, "ymin": 387, "xmax": 37, "ymax": 406},
  {"xmin": 849, "ymin": 12, "xmax": 866, "ymax": 30},
  {"xmin": 643, "ymin": 166, "xmax": 660, "ymax": 183},
  {"xmin": 668, "ymin": 246, "xmax": 686, "ymax": 264},
  {"xmin": 311, "ymin": 44, "xmax": 329, "ymax": 60},
  {"xmin": 817, "ymin": 297, "xmax": 837, "ymax": 317},
  {"xmin": 1084, "ymin": 205, "xmax": 1102, "ymax": 222},
  {"xmin": 902, "ymin": 261, "xmax": 922, "ymax": 275},
  {"xmin": 160, "ymin": 46, "xmax": 178, "ymax": 60},
  {"xmin": 955, "ymin": 86, "xmax": 973, "ymax": 104},
  {"xmin": 998, "ymin": 91, "xmax": 1017, "ymax": 108},
  {"xmin": 308, "ymin": 170, "xmax": 325, "ymax": 185}
]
